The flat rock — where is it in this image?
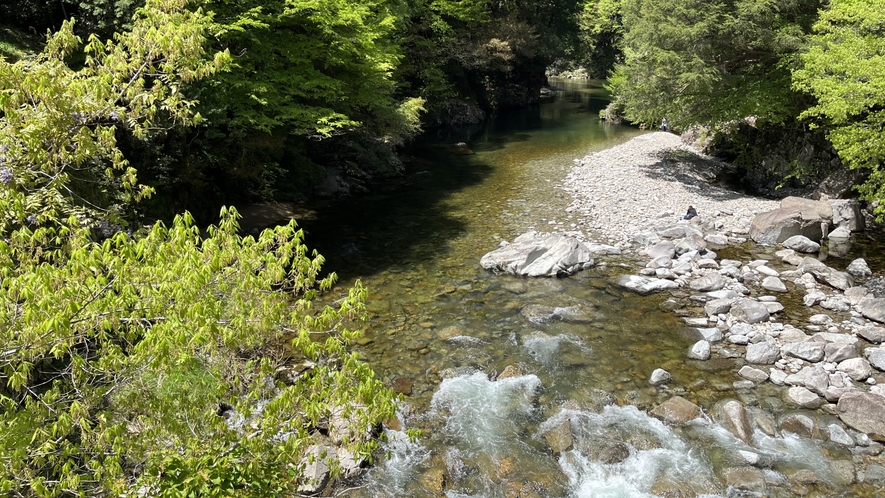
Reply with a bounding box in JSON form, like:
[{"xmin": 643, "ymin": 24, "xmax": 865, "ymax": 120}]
[
  {"xmin": 858, "ymin": 297, "xmax": 885, "ymax": 324},
  {"xmin": 761, "ymin": 276, "xmax": 788, "ymax": 293},
  {"xmin": 730, "ymin": 299, "xmax": 770, "ymax": 324},
  {"xmin": 651, "ymin": 396, "xmax": 702, "ymax": 425},
  {"xmin": 615, "ymin": 275, "xmax": 679, "ymax": 295},
  {"xmin": 781, "ymin": 341, "xmax": 825, "ymax": 362},
  {"xmin": 858, "ymin": 325, "xmax": 885, "ymax": 344},
  {"xmin": 746, "ymin": 342, "xmax": 780, "ymax": 364},
  {"xmin": 689, "ymin": 272, "xmax": 726, "ymax": 292},
  {"xmin": 787, "ymin": 386, "xmax": 825, "ymax": 409},
  {"xmin": 865, "ymin": 347, "xmax": 885, "ymax": 371},
  {"xmin": 739, "ymin": 365, "xmax": 769, "ymax": 383},
  {"xmin": 837, "ymin": 392, "xmax": 885, "ymax": 441}
]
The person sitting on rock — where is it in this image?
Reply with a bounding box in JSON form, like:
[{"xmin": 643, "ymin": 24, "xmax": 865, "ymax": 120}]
[
  {"xmin": 683, "ymin": 205, "xmax": 697, "ymax": 220},
  {"xmin": 660, "ymin": 117, "xmax": 668, "ymax": 132}
]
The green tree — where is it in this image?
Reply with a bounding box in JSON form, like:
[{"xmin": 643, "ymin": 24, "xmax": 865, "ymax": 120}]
[
  {"xmin": 609, "ymin": 0, "xmax": 822, "ymax": 129},
  {"xmin": 793, "ymin": 0, "xmax": 885, "ymax": 218},
  {"xmin": 0, "ymin": 1, "xmax": 396, "ymax": 495},
  {"xmin": 0, "ymin": 0, "xmax": 226, "ymax": 255}
]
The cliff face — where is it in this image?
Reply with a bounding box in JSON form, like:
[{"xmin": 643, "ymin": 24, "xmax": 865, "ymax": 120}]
[{"xmin": 694, "ymin": 121, "xmax": 866, "ymax": 201}]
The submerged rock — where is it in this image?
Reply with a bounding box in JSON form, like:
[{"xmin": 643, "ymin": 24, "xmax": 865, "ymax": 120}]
[{"xmin": 651, "ymin": 396, "xmax": 702, "ymax": 425}]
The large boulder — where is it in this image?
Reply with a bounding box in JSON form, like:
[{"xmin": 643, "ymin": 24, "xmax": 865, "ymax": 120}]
[
  {"xmin": 837, "ymin": 392, "xmax": 885, "ymax": 441},
  {"xmin": 481, "ymin": 232, "xmax": 593, "ymax": 277},
  {"xmin": 749, "ymin": 196, "xmax": 833, "ymax": 245}
]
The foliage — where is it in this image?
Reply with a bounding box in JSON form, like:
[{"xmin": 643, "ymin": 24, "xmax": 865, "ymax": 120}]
[
  {"xmin": 0, "ymin": 1, "xmax": 397, "ymax": 496},
  {"xmin": 0, "ymin": 208, "xmax": 396, "ymax": 496},
  {"xmin": 0, "ymin": 26, "xmax": 46, "ymax": 63},
  {"xmin": 573, "ymin": 0, "xmax": 624, "ymax": 78},
  {"xmin": 793, "ymin": 0, "xmax": 885, "ymax": 218},
  {"xmin": 0, "ymin": 0, "xmax": 228, "ymax": 256},
  {"xmin": 609, "ymin": 0, "xmax": 822, "ymax": 130}
]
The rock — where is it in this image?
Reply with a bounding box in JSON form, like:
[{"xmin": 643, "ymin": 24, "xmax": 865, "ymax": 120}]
[
  {"xmin": 337, "ymin": 447, "xmax": 364, "ymax": 478},
  {"xmin": 729, "ymin": 299, "xmax": 770, "ymax": 324},
  {"xmin": 798, "ymin": 257, "xmax": 854, "ymax": 291},
  {"xmin": 329, "ymin": 404, "xmax": 372, "ymax": 445},
  {"xmin": 858, "ymin": 325, "xmax": 885, "ymax": 344},
  {"xmin": 521, "ymin": 304, "xmax": 559, "ymax": 324},
  {"xmin": 497, "ymin": 365, "xmax": 522, "ymax": 380},
  {"xmin": 781, "ymin": 341, "xmax": 825, "ymax": 362},
  {"xmin": 780, "ymin": 413, "xmax": 816, "ymax": 437},
  {"xmin": 651, "ymin": 396, "xmax": 702, "ymax": 425},
  {"xmin": 738, "ymin": 450, "xmax": 761, "ymax": 466},
  {"xmin": 838, "ymin": 358, "xmax": 872, "ymax": 382},
  {"xmin": 650, "ymin": 368, "xmax": 671, "ymax": 386},
  {"xmin": 865, "ymin": 347, "xmax": 885, "ymax": 371},
  {"xmin": 688, "ymin": 340, "xmax": 711, "ymax": 360},
  {"xmin": 645, "ymin": 241, "xmax": 677, "ymax": 260},
  {"xmin": 847, "ymin": 258, "xmax": 872, "ymax": 278},
  {"xmin": 770, "ymin": 368, "xmax": 788, "ymax": 385},
  {"xmin": 782, "ymin": 235, "xmax": 821, "ymax": 253},
  {"xmin": 845, "ymin": 286, "xmax": 870, "ymax": 305},
  {"xmin": 723, "ymin": 467, "xmax": 768, "ymax": 495},
  {"xmin": 739, "ymin": 366, "xmax": 769, "ymax": 383},
  {"xmin": 830, "ymin": 460, "xmax": 857, "ymax": 485},
  {"xmin": 763, "ymin": 301, "xmax": 784, "ymax": 314},
  {"xmin": 828, "ymin": 199, "xmax": 865, "ymax": 231},
  {"xmin": 787, "ymin": 386, "xmax": 825, "ymax": 409},
  {"xmin": 544, "ymin": 417, "xmax": 573, "ymax": 454},
  {"xmin": 829, "ymin": 225, "xmax": 851, "ymax": 239},
  {"xmin": 828, "ymin": 423, "xmax": 855, "ymax": 446},
  {"xmin": 746, "ymin": 342, "xmax": 781, "ymax": 364},
  {"xmin": 646, "ymin": 256, "xmax": 673, "ymax": 269},
  {"xmin": 785, "ymin": 366, "xmax": 829, "ymax": 396},
  {"xmin": 615, "ymin": 275, "xmax": 680, "ymax": 295},
  {"xmin": 761, "ymin": 276, "xmax": 788, "ymax": 293},
  {"xmin": 716, "ymin": 400, "xmax": 754, "ymax": 445},
  {"xmin": 695, "ymin": 327, "xmax": 723, "ymax": 342},
  {"xmin": 837, "ymin": 392, "xmax": 885, "ymax": 440},
  {"xmin": 390, "ymin": 377, "xmax": 413, "ymax": 395},
  {"xmin": 858, "ymin": 297, "xmax": 885, "ymax": 324},
  {"xmin": 689, "ymin": 272, "xmax": 726, "ymax": 292},
  {"xmin": 704, "ymin": 298, "xmax": 735, "ymax": 316},
  {"xmin": 825, "ymin": 343, "xmax": 859, "ymax": 363},
  {"xmin": 298, "ymin": 445, "xmax": 334, "ymax": 494},
  {"xmin": 749, "ymin": 197, "xmax": 833, "ymax": 245},
  {"xmin": 481, "ymin": 232, "xmax": 594, "ymax": 277}
]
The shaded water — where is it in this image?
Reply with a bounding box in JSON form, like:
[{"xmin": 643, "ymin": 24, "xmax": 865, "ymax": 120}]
[{"xmin": 298, "ymin": 80, "xmax": 870, "ymax": 496}]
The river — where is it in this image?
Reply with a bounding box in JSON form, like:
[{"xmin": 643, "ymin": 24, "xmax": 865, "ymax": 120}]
[{"xmin": 297, "ymin": 79, "xmax": 875, "ymax": 497}]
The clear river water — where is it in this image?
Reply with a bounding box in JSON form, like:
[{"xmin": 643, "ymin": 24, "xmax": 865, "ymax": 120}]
[{"xmin": 294, "ymin": 79, "xmax": 880, "ymax": 497}]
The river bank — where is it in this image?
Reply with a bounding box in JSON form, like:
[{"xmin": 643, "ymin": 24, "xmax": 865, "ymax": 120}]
[{"xmin": 538, "ymin": 131, "xmax": 885, "ymax": 494}]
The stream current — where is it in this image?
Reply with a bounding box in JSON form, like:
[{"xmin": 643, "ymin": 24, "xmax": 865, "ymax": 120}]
[{"xmin": 298, "ymin": 79, "xmax": 876, "ymax": 497}]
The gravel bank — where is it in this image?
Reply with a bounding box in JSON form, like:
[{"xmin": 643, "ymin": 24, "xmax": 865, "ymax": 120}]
[{"xmin": 562, "ymin": 132, "xmax": 780, "ymax": 248}]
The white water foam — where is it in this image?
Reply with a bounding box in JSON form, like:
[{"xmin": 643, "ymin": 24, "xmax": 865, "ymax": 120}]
[
  {"xmin": 540, "ymin": 405, "xmax": 722, "ymax": 497},
  {"xmin": 431, "ymin": 372, "xmax": 542, "ymax": 457},
  {"xmin": 523, "ymin": 331, "xmax": 590, "ymax": 366}
]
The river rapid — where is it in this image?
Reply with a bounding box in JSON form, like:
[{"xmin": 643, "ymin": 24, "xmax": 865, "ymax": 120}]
[{"xmin": 297, "ymin": 79, "xmax": 879, "ymax": 497}]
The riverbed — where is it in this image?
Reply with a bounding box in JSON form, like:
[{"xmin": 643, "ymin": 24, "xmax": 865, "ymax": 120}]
[{"xmin": 298, "ymin": 79, "xmax": 879, "ymax": 497}]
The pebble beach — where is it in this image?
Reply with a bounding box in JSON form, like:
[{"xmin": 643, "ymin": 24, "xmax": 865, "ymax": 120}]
[{"xmin": 562, "ymin": 131, "xmax": 781, "ymax": 247}]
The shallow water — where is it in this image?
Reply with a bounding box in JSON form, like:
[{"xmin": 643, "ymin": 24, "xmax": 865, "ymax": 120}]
[{"xmin": 297, "ymin": 79, "xmax": 875, "ymax": 496}]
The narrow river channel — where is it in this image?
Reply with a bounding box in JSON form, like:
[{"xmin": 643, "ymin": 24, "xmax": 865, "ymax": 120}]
[{"xmin": 297, "ymin": 79, "xmax": 874, "ymax": 497}]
